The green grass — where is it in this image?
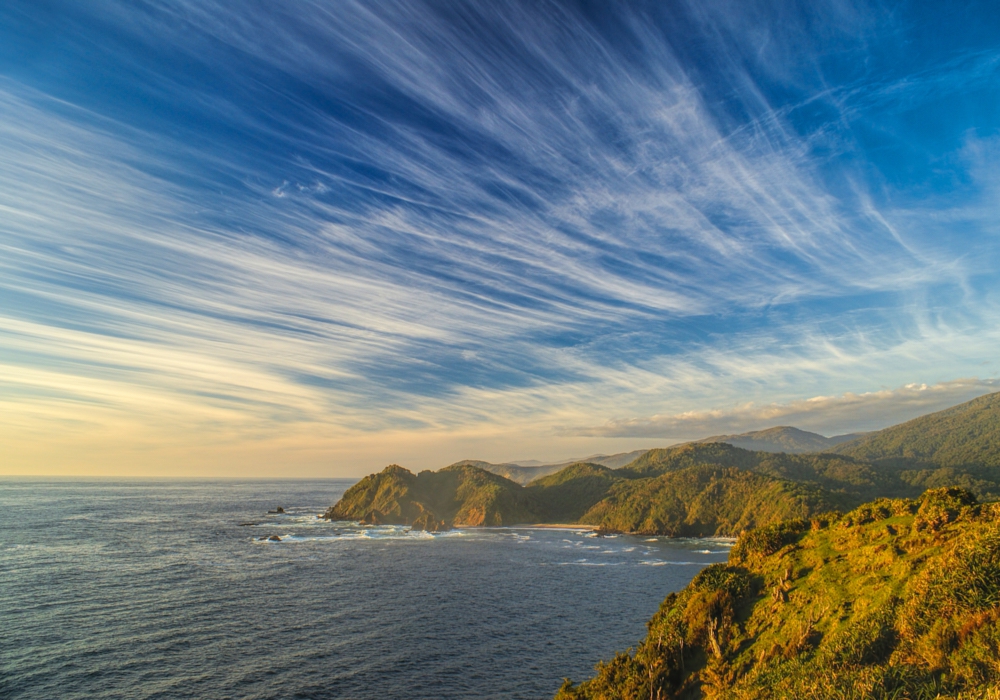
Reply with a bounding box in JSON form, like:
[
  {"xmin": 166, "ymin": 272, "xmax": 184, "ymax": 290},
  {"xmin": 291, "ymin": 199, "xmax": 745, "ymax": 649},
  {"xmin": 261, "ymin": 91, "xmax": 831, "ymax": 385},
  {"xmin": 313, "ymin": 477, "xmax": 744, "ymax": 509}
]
[{"xmin": 556, "ymin": 488, "xmax": 1000, "ymax": 700}]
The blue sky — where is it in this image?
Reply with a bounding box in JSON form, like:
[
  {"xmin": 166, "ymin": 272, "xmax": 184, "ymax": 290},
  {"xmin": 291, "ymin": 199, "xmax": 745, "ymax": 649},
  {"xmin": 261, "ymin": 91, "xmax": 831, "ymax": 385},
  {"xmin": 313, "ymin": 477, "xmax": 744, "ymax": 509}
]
[{"xmin": 1, "ymin": 1, "xmax": 999, "ymax": 475}]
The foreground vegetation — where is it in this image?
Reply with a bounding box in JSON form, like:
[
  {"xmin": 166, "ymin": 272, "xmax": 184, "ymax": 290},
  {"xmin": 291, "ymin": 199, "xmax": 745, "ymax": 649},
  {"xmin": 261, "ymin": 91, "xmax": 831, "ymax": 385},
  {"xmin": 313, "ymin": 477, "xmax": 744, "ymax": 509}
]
[{"xmin": 557, "ymin": 487, "xmax": 1000, "ymax": 700}]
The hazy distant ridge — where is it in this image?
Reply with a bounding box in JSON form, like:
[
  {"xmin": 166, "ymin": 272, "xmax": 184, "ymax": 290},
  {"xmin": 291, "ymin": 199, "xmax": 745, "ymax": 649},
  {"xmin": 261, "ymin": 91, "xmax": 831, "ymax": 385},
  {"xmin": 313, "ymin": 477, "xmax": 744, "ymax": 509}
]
[
  {"xmin": 695, "ymin": 425, "xmax": 866, "ymax": 453},
  {"xmin": 448, "ymin": 450, "xmax": 649, "ymax": 485},
  {"xmin": 459, "ymin": 428, "xmax": 867, "ymax": 482}
]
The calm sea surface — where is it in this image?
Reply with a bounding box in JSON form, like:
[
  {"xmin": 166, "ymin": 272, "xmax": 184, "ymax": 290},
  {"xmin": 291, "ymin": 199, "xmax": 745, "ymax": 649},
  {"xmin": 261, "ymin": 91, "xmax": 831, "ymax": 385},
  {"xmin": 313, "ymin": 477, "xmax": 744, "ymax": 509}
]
[{"xmin": 0, "ymin": 479, "xmax": 730, "ymax": 699}]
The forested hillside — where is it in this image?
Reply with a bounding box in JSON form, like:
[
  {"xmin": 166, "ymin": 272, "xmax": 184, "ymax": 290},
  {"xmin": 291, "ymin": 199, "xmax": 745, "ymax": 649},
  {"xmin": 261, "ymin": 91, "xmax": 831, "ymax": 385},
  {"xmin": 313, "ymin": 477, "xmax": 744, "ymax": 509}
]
[
  {"xmin": 323, "ymin": 463, "xmax": 540, "ymax": 529},
  {"xmin": 575, "ymin": 465, "xmax": 843, "ymax": 536},
  {"xmin": 524, "ymin": 462, "xmax": 621, "ymax": 522},
  {"xmin": 835, "ymin": 391, "xmax": 1000, "ymax": 469},
  {"xmin": 326, "ymin": 392, "xmax": 1000, "ymax": 535}
]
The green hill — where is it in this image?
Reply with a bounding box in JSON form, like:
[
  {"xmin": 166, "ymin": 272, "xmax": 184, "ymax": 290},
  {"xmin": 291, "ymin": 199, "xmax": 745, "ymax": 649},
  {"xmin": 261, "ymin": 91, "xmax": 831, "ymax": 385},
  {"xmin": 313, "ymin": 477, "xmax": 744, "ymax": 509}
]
[
  {"xmin": 583, "ymin": 449, "xmax": 651, "ymax": 468},
  {"xmin": 325, "ymin": 445, "xmax": 1000, "ymax": 537},
  {"xmin": 447, "ymin": 449, "xmax": 650, "ymax": 485},
  {"xmin": 325, "ymin": 394, "xmax": 1000, "ymax": 535},
  {"xmin": 834, "ymin": 391, "xmax": 1000, "ymax": 470},
  {"xmin": 524, "ymin": 450, "xmax": 878, "ymax": 536},
  {"xmin": 620, "ymin": 442, "xmax": 759, "ymax": 477},
  {"xmin": 445, "ymin": 459, "xmax": 558, "ymax": 486},
  {"xmin": 576, "ymin": 465, "xmax": 847, "ymax": 537},
  {"xmin": 326, "ymin": 455, "xmax": 862, "ymax": 537},
  {"xmin": 556, "ymin": 487, "xmax": 1000, "ymax": 700},
  {"xmin": 323, "ymin": 463, "xmax": 541, "ymax": 529},
  {"xmin": 524, "ymin": 462, "xmax": 622, "ymax": 523},
  {"xmin": 621, "ymin": 443, "xmax": 895, "ymax": 494}
]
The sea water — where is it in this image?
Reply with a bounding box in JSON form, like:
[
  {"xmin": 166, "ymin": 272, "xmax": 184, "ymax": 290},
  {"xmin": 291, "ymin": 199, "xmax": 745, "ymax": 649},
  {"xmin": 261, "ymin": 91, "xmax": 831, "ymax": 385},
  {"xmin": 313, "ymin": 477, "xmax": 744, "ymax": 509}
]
[{"xmin": 0, "ymin": 479, "xmax": 730, "ymax": 699}]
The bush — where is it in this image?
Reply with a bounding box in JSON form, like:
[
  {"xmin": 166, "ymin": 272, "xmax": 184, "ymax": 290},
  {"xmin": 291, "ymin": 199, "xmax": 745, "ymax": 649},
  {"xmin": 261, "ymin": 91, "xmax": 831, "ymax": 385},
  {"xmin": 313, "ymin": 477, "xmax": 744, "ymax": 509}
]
[
  {"xmin": 730, "ymin": 519, "xmax": 807, "ymax": 565},
  {"xmin": 913, "ymin": 487, "xmax": 978, "ymax": 532},
  {"xmin": 691, "ymin": 564, "xmax": 752, "ymax": 599}
]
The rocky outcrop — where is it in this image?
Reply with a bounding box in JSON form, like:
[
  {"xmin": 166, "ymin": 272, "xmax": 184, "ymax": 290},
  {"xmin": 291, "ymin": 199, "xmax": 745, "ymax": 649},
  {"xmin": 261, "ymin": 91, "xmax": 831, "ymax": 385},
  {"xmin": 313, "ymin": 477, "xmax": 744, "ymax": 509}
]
[
  {"xmin": 325, "ymin": 463, "xmax": 541, "ymax": 529},
  {"xmin": 410, "ymin": 512, "xmax": 450, "ymax": 532}
]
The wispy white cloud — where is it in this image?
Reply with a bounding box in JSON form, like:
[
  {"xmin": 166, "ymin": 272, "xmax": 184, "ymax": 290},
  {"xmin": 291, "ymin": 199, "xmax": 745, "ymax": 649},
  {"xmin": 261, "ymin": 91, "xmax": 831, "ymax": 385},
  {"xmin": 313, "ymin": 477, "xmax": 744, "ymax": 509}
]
[
  {"xmin": 0, "ymin": 1, "xmax": 998, "ymax": 474},
  {"xmin": 574, "ymin": 380, "xmax": 1000, "ymax": 439}
]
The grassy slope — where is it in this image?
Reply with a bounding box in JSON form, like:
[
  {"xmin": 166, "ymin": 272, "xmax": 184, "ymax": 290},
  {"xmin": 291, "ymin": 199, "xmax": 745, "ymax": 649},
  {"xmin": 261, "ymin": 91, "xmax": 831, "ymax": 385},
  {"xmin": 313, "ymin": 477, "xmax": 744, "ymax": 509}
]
[{"xmin": 557, "ymin": 487, "xmax": 1000, "ymax": 700}]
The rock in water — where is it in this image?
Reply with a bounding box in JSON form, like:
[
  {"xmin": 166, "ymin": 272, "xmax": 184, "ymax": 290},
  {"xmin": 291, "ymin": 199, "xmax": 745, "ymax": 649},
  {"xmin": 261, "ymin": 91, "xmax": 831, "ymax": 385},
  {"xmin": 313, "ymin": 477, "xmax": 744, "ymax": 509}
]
[
  {"xmin": 593, "ymin": 527, "xmax": 623, "ymax": 537},
  {"xmin": 410, "ymin": 512, "xmax": 450, "ymax": 532},
  {"xmin": 268, "ymin": 535, "xmax": 281, "ymax": 541}
]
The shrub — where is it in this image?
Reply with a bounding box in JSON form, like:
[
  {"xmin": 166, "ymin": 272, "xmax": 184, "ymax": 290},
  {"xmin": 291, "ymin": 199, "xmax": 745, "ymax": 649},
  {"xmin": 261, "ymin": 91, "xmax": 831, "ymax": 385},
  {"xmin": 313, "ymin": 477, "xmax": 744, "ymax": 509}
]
[
  {"xmin": 913, "ymin": 487, "xmax": 978, "ymax": 532},
  {"xmin": 730, "ymin": 519, "xmax": 807, "ymax": 565},
  {"xmin": 691, "ymin": 564, "xmax": 752, "ymax": 600}
]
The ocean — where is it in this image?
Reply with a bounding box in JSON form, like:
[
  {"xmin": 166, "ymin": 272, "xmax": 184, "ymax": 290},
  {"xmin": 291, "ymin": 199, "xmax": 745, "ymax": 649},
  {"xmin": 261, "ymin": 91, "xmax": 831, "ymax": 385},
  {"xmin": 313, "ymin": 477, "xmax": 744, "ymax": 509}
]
[{"xmin": 0, "ymin": 479, "xmax": 730, "ymax": 699}]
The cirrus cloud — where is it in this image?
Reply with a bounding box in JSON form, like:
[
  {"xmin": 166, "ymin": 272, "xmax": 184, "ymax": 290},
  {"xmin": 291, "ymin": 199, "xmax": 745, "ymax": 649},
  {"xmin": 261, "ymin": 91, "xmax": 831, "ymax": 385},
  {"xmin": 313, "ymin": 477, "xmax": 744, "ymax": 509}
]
[{"xmin": 575, "ymin": 380, "xmax": 1000, "ymax": 439}]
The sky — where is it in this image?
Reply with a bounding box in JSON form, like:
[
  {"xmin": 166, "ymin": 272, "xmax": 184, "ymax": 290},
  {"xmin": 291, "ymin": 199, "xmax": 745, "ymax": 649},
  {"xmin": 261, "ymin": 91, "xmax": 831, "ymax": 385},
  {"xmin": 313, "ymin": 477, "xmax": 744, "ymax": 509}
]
[{"xmin": 1, "ymin": 0, "xmax": 999, "ymax": 477}]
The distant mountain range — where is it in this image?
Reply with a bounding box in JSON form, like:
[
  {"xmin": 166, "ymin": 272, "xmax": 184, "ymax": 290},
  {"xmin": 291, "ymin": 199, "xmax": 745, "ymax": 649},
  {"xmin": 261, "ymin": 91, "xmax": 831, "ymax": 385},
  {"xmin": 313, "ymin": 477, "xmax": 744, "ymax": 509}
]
[
  {"xmin": 447, "ymin": 450, "xmax": 649, "ymax": 485},
  {"xmin": 460, "ymin": 427, "xmax": 868, "ymax": 485},
  {"xmin": 694, "ymin": 425, "xmax": 868, "ymax": 453},
  {"xmin": 325, "ymin": 391, "xmax": 1000, "ymax": 537}
]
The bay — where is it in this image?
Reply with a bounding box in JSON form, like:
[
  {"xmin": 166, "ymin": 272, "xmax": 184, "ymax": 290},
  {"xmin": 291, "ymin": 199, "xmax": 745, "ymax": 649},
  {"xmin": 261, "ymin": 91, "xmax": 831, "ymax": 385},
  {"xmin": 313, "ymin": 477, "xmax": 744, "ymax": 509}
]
[{"xmin": 0, "ymin": 479, "xmax": 730, "ymax": 699}]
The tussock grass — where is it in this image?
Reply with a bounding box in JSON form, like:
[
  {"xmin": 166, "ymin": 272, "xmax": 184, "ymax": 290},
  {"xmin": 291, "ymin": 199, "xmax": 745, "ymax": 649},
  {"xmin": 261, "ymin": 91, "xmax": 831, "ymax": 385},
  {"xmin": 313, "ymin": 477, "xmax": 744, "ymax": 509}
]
[{"xmin": 557, "ymin": 488, "xmax": 1000, "ymax": 700}]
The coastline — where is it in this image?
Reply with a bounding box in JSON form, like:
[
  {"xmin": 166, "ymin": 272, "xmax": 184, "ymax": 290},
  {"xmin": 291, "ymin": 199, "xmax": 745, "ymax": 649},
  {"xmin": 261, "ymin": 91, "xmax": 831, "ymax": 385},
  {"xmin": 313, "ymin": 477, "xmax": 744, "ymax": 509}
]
[
  {"xmin": 515, "ymin": 523, "xmax": 599, "ymax": 531},
  {"xmin": 452, "ymin": 523, "xmax": 599, "ymax": 531}
]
